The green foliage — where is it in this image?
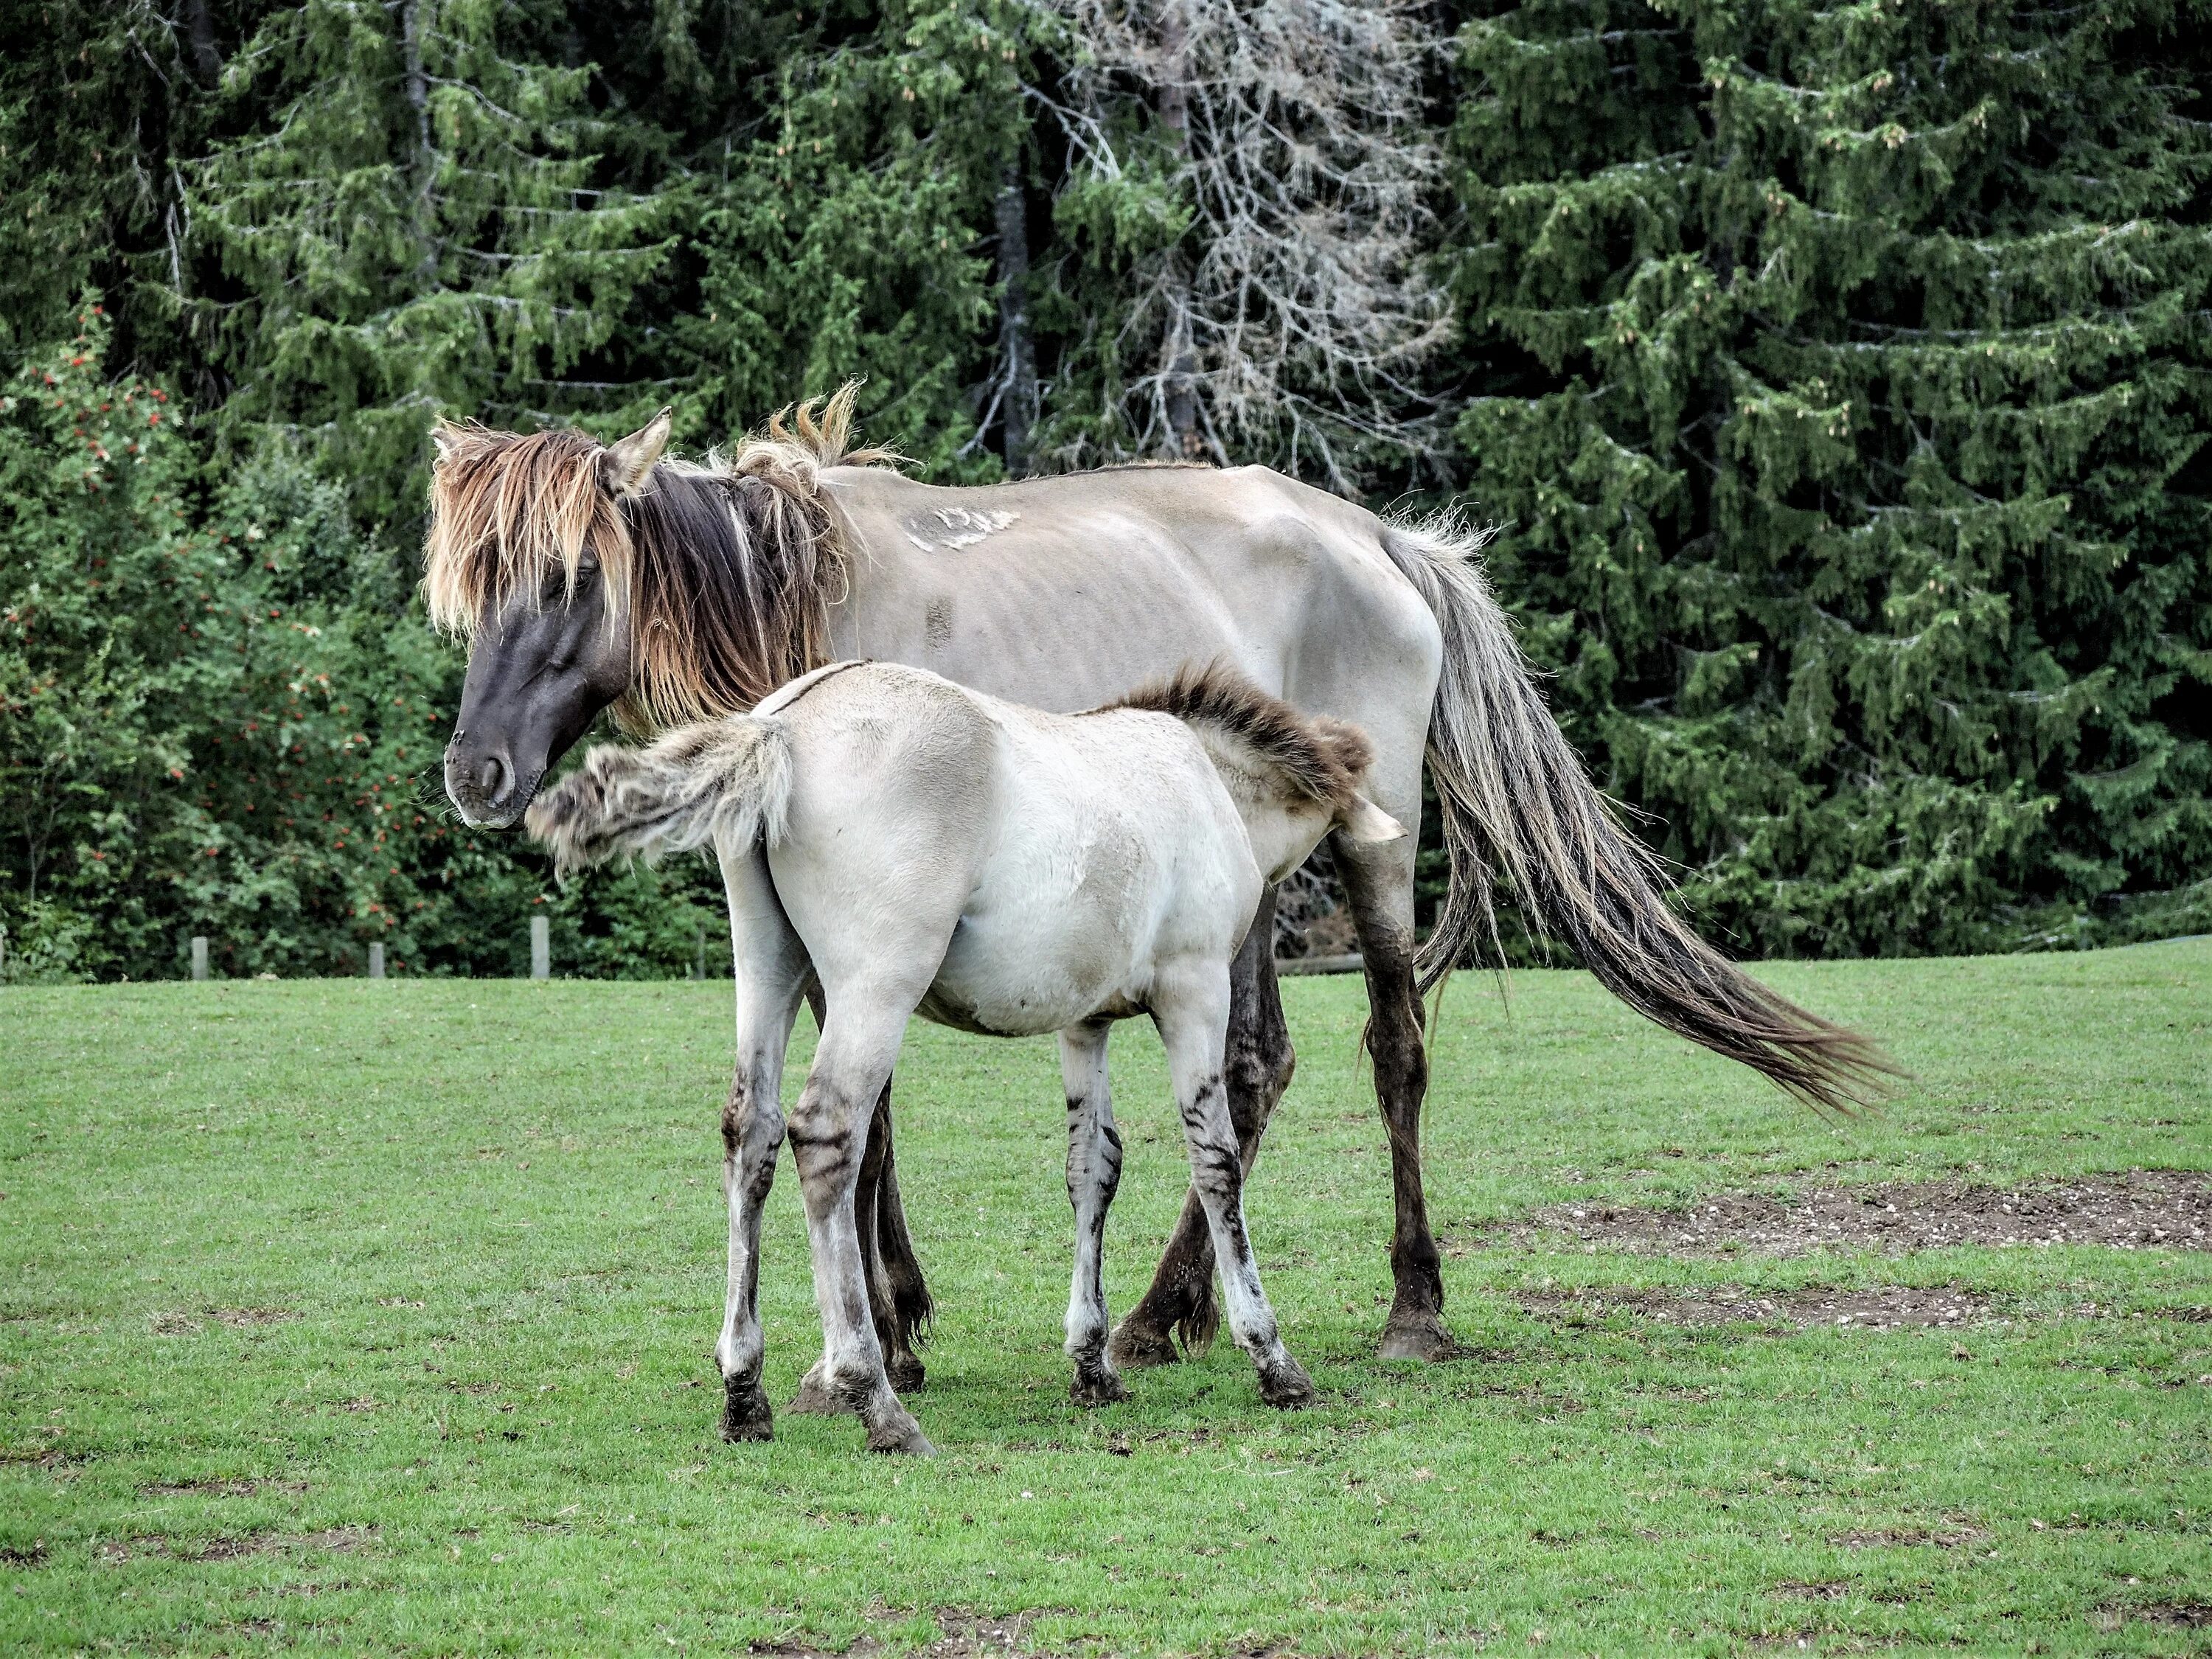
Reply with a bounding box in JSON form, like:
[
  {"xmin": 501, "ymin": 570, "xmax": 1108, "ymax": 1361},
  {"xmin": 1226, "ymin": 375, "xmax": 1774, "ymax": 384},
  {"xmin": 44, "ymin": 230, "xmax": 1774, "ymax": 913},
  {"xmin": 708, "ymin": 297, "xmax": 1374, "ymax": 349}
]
[
  {"xmin": 0, "ymin": 300, "xmax": 725, "ymax": 983},
  {"xmin": 191, "ymin": 0, "xmax": 677, "ymax": 522},
  {"xmin": 1450, "ymin": 0, "xmax": 2212, "ymax": 956},
  {"xmin": 1, "ymin": 0, "xmax": 2207, "ymax": 977}
]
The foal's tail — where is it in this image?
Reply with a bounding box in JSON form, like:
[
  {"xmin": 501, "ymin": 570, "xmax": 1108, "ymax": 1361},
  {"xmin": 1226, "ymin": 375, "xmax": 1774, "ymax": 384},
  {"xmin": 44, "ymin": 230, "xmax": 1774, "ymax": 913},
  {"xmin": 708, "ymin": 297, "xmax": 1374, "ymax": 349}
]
[
  {"xmin": 1378, "ymin": 517, "xmax": 1899, "ymax": 1113},
  {"xmin": 524, "ymin": 716, "xmax": 794, "ymax": 878}
]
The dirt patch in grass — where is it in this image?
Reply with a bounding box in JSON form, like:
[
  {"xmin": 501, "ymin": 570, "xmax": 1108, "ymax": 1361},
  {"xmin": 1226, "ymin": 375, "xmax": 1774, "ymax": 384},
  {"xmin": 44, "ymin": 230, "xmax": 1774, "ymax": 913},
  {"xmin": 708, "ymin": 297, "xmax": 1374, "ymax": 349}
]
[
  {"xmin": 1481, "ymin": 1171, "xmax": 2209, "ymax": 1256},
  {"xmin": 2095, "ymin": 1600, "xmax": 2212, "ymax": 1632},
  {"xmin": 1833, "ymin": 1525, "xmax": 1990, "ymax": 1550},
  {"xmin": 748, "ymin": 1608, "xmax": 1071, "ymax": 1658},
  {"xmin": 99, "ymin": 1526, "xmax": 375, "ymax": 1565},
  {"xmin": 150, "ymin": 1307, "xmax": 299, "ymax": 1337},
  {"xmin": 1772, "ymin": 1580, "xmax": 1854, "ymax": 1601},
  {"xmin": 138, "ymin": 1477, "xmax": 305, "ymax": 1499},
  {"xmin": 1520, "ymin": 1283, "xmax": 1994, "ymax": 1330}
]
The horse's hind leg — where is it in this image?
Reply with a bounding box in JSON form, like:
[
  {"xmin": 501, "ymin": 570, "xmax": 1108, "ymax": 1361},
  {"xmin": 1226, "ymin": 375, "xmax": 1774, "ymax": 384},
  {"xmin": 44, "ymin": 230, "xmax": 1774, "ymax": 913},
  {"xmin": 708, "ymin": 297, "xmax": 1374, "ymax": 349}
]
[
  {"xmin": 1150, "ymin": 958, "xmax": 1313, "ymax": 1410},
  {"xmin": 787, "ymin": 995, "xmax": 934, "ymax": 1456},
  {"xmin": 862, "ymin": 1083, "xmax": 931, "ymax": 1392},
  {"xmin": 1335, "ymin": 824, "xmax": 1453, "ymax": 1362},
  {"xmin": 1059, "ymin": 1020, "xmax": 1126, "ymax": 1405},
  {"xmin": 792, "ymin": 998, "xmax": 928, "ymax": 1413},
  {"xmin": 1109, "ymin": 886, "xmax": 1291, "ymax": 1369}
]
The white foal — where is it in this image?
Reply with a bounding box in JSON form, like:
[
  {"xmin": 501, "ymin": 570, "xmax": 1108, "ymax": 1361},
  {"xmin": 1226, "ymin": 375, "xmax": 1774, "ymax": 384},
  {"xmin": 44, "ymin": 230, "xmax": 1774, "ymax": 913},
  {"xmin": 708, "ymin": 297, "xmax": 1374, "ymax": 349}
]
[{"xmin": 527, "ymin": 660, "xmax": 1403, "ymax": 1455}]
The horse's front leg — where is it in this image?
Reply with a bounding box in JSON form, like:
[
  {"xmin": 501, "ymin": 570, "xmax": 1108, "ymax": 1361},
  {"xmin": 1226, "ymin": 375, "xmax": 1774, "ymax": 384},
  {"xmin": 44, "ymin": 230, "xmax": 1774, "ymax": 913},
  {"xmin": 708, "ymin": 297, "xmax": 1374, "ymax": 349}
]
[
  {"xmin": 1150, "ymin": 959, "xmax": 1314, "ymax": 1410},
  {"xmin": 716, "ymin": 848, "xmax": 810, "ymax": 1442},
  {"xmin": 1111, "ymin": 886, "xmax": 1291, "ymax": 1368},
  {"xmin": 1059, "ymin": 1020, "xmax": 1126, "ymax": 1405},
  {"xmin": 787, "ymin": 998, "xmax": 934, "ymax": 1456}
]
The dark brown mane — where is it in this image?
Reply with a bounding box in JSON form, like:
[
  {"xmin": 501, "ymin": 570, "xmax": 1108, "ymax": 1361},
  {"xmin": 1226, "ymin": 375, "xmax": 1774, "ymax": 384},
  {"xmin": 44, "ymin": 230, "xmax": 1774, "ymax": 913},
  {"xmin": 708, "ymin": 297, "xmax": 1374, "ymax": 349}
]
[
  {"xmin": 422, "ymin": 385, "xmax": 897, "ymax": 728},
  {"xmin": 1103, "ymin": 663, "xmax": 1374, "ymax": 810}
]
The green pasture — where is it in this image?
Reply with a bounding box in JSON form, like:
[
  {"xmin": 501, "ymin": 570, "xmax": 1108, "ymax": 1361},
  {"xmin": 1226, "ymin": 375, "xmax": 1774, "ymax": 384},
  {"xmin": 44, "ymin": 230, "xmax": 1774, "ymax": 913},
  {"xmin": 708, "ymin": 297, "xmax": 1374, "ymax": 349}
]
[{"xmin": 2, "ymin": 945, "xmax": 2208, "ymax": 1655}]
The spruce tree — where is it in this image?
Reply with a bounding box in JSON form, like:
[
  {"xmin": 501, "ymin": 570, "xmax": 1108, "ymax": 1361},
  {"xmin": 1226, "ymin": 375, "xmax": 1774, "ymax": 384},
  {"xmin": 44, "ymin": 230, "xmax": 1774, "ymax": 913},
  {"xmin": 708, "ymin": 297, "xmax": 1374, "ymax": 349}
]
[
  {"xmin": 190, "ymin": 0, "xmax": 675, "ymax": 523},
  {"xmin": 1450, "ymin": 0, "xmax": 2212, "ymax": 955}
]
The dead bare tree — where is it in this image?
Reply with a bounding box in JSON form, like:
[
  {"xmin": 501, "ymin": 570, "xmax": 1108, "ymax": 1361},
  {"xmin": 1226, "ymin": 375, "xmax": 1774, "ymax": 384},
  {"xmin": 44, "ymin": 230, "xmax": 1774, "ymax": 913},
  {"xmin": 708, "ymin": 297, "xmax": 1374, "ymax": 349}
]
[{"xmin": 1035, "ymin": 0, "xmax": 1449, "ymax": 489}]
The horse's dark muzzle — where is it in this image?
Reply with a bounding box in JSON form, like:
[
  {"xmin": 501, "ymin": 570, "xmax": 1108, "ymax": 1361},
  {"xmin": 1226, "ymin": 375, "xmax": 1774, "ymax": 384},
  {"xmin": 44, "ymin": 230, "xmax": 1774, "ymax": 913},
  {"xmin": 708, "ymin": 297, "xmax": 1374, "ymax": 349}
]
[{"xmin": 444, "ymin": 739, "xmax": 531, "ymax": 830}]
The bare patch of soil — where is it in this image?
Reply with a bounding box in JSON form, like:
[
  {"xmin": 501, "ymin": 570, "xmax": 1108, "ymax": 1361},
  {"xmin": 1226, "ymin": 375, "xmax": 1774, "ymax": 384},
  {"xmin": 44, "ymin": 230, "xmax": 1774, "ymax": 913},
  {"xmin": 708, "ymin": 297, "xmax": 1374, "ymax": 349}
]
[
  {"xmin": 150, "ymin": 1307, "xmax": 299, "ymax": 1337},
  {"xmin": 99, "ymin": 1526, "xmax": 374, "ymax": 1565},
  {"xmin": 1772, "ymin": 1580, "xmax": 1853, "ymax": 1601},
  {"xmin": 2094, "ymin": 1601, "xmax": 2212, "ymax": 1632},
  {"xmin": 138, "ymin": 1477, "xmax": 302, "ymax": 1499},
  {"xmin": 212, "ymin": 1307, "xmax": 299, "ymax": 1329},
  {"xmin": 1520, "ymin": 1283, "xmax": 1994, "ymax": 1331},
  {"xmin": 748, "ymin": 1608, "xmax": 1072, "ymax": 1658},
  {"xmin": 1833, "ymin": 1525, "xmax": 1989, "ymax": 1550},
  {"xmin": 1480, "ymin": 1171, "xmax": 2209, "ymax": 1257}
]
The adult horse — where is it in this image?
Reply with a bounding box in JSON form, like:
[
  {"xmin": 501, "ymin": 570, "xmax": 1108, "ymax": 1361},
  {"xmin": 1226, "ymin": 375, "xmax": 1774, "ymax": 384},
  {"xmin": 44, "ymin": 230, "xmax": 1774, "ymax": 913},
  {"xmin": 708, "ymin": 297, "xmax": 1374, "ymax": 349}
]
[{"xmin": 426, "ymin": 390, "xmax": 1888, "ymax": 1382}]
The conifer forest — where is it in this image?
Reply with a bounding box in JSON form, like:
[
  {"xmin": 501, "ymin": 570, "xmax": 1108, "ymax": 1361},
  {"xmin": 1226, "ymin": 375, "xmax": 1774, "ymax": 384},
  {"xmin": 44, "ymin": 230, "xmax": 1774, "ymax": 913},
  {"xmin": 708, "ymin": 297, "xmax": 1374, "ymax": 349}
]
[{"xmin": 2, "ymin": 0, "xmax": 2208, "ymax": 982}]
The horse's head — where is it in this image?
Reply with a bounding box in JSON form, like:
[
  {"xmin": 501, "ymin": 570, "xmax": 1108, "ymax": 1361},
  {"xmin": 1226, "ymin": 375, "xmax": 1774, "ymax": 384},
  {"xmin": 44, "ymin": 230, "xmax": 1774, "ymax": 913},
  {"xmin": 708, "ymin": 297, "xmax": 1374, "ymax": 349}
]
[
  {"xmin": 424, "ymin": 412, "xmax": 669, "ymax": 827},
  {"xmin": 423, "ymin": 390, "xmax": 873, "ymax": 828}
]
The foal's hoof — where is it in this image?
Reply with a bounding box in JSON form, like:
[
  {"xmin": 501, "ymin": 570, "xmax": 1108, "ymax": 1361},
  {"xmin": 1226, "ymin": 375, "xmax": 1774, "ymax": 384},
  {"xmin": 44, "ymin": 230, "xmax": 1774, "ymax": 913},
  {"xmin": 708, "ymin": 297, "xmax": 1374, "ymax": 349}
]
[
  {"xmin": 866, "ymin": 1413, "xmax": 937, "ymax": 1458},
  {"xmin": 1106, "ymin": 1317, "xmax": 1180, "ymax": 1371},
  {"xmin": 1070, "ymin": 1368, "xmax": 1128, "ymax": 1408},
  {"xmin": 1377, "ymin": 1311, "xmax": 1458, "ymax": 1363},
  {"xmin": 1257, "ymin": 1354, "xmax": 1317, "ymax": 1411},
  {"xmin": 886, "ymin": 1352, "xmax": 928, "ymax": 1396},
  {"xmin": 720, "ymin": 1377, "xmax": 773, "ymax": 1442},
  {"xmin": 787, "ymin": 1363, "xmax": 852, "ymax": 1417}
]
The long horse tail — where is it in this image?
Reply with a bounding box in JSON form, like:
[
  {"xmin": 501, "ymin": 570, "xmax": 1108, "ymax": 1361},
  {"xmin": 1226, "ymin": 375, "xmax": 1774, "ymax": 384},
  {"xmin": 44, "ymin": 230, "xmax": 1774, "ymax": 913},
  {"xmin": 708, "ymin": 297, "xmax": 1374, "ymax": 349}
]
[
  {"xmin": 1378, "ymin": 516, "xmax": 1900, "ymax": 1113},
  {"xmin": 523, "ymin": 715, "xmax": 794, "ymax": 879}
]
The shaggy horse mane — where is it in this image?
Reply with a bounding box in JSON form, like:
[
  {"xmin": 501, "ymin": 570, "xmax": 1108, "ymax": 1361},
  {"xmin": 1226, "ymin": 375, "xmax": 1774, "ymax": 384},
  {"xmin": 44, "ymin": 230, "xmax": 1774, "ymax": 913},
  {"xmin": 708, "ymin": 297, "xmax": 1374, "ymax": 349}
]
[
  {"xmin": 422, "ymin": 384, "xmax": 897, "ymax": 729},
  {"xmin": 1101, "ymin": 663, "xmax": 1374, "ymax": 813}
]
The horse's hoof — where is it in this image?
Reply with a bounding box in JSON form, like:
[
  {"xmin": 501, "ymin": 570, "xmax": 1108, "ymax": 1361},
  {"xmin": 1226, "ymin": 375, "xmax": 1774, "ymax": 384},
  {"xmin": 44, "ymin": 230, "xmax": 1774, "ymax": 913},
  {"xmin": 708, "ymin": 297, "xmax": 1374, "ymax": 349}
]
[
  {"xmin": 1070, "ymin": 1368, "xmax": 1127, "ymax": 1408},
  {"xmin": 787, "ymin": 1365, "xmax": 852, "ymax": 1416},
  {"xmin": 866, "ymin": 1413, "xmax": 936, "ymax": 1457},
  {"xmin": 719, "ymin": 1377, "xmax": 773, "ymax": 1442},
  {"xmin": 1257, "ymin": 1354, "xmax": 1316, "ymax": 1411},
  {"xmin": 1107, "ymin": 1317, "xmax": 1179, "ymax": 1370},
  {"xmin": 886, "ymin": 1353, "xmax": 928, "ymax": 1395},
  {"xmin": 1377, "ymin": 1312, "xmax": 1458, "ymax": 1363}
]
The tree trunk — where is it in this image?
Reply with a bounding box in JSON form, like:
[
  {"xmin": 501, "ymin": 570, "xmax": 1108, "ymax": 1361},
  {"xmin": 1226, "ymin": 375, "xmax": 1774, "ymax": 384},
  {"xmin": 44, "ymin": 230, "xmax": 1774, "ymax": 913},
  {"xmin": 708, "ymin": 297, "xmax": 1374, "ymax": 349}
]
[
  {"xmin": 185, "ymin": 0, "xmax": 222, "ymax": 86},
  {"xmin": 400, "ymin": 0, "xmax": 439, "ymax": 282},
  {"xmin": 993, "ymin": 163, "xmax": 1040, "ymax": 476},
  {"xmin": 1155, "ymin": 3, "xmax": 1200, "ymax": 458}
]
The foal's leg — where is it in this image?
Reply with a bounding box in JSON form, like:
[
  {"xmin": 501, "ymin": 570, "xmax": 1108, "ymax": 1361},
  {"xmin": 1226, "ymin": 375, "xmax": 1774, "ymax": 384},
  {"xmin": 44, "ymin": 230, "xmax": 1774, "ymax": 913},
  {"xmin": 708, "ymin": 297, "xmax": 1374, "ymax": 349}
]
[
  {"xmin": 1152, "ymin": 960, "xmax": 1315, "ymax": 1410},
  {"xmin": 791, "ymin": 994, "xmax": 926, "ymax": 1412},
  {"xmin": 1110, "ymin": 886, "xmax": 1293, "ymax": 1369},
  {"xmin": 787, "ymin": 998, "xmax": 934, "ymax": 1455},
  {"xmin": 1334, "ymin": 825, "xmax": 1453, "ymax": 1362},
  {"xmin": 1058, "ymin": 1019, "xmax": 1126, "ymax": 1405},
  {"xmin": 715, "ymin": 848, "xmax": 811, "ymax": 1442}
]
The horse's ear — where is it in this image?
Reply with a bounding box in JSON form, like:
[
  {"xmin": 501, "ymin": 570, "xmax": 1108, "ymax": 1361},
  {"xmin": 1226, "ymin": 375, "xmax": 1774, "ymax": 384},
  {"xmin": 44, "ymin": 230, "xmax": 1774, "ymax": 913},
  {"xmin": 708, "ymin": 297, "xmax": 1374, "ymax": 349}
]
[
  {"xmin": 1340, "ymin": 793, "xmax": 1407, "ymax": 845},
  {"xmin": 431, "ymin": 420, "xmax": 465, "ymax": 465},
  {"xmin": 600, "ymin": 407, "xmax": 673, "ymax": 498}
]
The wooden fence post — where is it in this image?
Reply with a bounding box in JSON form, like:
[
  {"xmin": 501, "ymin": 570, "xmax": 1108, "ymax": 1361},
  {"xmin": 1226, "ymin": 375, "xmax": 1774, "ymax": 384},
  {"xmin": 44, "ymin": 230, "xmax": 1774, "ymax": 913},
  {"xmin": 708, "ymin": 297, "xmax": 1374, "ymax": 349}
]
[
  {"xmin": 530, "ymin": 915, "xmax": 549, "ymax": 981},
  {"xmin": 190, "ymin": 936, "xmax": 209, "ymax": 982},
  {"xmin": 368, "ymin": 942, "xmax": 385, "ymax": 980}
]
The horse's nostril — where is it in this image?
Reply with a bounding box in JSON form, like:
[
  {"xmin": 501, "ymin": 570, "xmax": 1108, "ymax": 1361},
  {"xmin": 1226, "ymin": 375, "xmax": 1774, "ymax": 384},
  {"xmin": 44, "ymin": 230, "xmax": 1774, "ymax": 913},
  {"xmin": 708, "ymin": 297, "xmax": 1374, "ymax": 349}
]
[{"xmin": 478, "ymin": 754, "xmax": 511, "ymax": 805}]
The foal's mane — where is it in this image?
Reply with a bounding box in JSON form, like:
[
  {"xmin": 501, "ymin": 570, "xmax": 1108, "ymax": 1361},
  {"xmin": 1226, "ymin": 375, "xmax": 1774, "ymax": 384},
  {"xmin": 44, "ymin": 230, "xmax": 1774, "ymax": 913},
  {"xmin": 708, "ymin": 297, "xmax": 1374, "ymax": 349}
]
[
  {"xmin": 1102, "ymin": 664, "xmax": 1374, "ymax": 812},
  {"xmin": 422, "ymin": 386, "xmax": 897, "ymax": 729}
]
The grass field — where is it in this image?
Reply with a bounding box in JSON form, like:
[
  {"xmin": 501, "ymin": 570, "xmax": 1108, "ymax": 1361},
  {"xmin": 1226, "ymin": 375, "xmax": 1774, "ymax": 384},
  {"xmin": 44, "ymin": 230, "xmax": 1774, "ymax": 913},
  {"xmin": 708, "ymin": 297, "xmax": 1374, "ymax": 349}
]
[{"xmin": 3, "ymin": 945, "xmax": 2209, "ymax": 1655}]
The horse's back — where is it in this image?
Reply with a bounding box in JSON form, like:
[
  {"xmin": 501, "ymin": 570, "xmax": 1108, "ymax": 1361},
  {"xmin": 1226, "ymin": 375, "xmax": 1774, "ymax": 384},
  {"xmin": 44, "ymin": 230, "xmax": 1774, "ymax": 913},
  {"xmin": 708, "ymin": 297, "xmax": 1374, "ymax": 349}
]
[{"xmin": 820, "ymin": 465, "xmax": 1443, "ymax": 798}]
